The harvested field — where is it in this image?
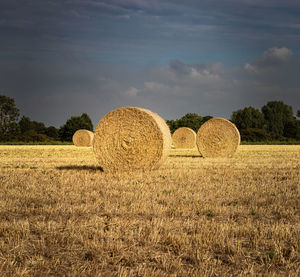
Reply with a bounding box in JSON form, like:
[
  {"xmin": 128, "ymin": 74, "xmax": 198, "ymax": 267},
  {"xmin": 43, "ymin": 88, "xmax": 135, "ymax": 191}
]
[{"xmin": 0, "ymin": 145, "xmax": 299, "ymax": 276}]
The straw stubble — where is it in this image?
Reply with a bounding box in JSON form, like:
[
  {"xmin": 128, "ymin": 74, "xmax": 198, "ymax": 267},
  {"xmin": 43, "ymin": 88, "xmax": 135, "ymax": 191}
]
[{"xmin": 93, "ymin": 107, "xmax": 172, "ymax": 172}]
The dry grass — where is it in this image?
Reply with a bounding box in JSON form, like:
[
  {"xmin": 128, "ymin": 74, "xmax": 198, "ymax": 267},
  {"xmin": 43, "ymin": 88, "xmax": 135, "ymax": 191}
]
[{"xmin": 0, "ymin": 145, "xmax": 299, "ymax": 276}]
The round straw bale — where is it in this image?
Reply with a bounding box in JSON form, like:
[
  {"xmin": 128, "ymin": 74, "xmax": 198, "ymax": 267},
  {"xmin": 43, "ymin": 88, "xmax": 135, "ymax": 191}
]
[
  {"xmin": 172, "ymin": 127, "xmax": 196, "ymax": 148},
  {"xmin": 196, "ymin": 118, "xmax": 240, "ymax": 158},
  {"xmin": 72, "ymin": 129, "xmax": 94, "ymax": 147},
  {"xmin": 93, "ymin": 107, "xmax": 172, "ymax": 172}
]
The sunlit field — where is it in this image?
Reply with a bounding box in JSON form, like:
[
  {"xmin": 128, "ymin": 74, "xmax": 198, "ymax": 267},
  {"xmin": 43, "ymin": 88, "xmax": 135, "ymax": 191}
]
[{"xmin": 0, "ymin": 145, "xmax": 299, "ymax": 276}]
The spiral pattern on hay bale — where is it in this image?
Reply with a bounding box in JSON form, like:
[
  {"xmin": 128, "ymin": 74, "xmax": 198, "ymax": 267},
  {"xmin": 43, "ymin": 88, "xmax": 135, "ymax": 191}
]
[
  {"xmin": 72, "ymin": 129, "xmax": 94, "ymax": 147},
  {"xmin": 93, "ymin": 107, "xmax": 172, "ymax": 172},
  {"xmin": 196, "ymin": 118, "xmax": 240, "ymax": 158},
  {"xmin": 172, "ymin": 127, "xmax": 196, "ymax": 148}
]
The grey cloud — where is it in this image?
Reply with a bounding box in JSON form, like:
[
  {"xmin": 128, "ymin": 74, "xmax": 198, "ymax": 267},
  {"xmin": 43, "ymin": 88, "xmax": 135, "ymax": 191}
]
[
  {"xmin": 245, "ymin": 47, "xmax": 294, "ymax": 74},
  {"xmin": 2, "ymin": 47, "xmax": 300, "ymax": 127},
  {"xmin": 169, "ymin": 60, "xmax": 192, "ymax": 76}
]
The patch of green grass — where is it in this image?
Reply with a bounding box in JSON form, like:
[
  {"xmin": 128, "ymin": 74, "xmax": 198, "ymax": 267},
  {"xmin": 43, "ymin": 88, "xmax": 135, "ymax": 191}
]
[{"xmin": 205, "ymin": 210, "xmax": 216, "ymax": 217}]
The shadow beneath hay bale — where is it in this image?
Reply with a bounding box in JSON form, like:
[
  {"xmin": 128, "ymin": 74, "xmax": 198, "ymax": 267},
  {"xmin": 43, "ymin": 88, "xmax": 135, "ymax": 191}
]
[
  {"xmin": 169, "ymin": 155, "xmax": 203, "ymax": 158},
  {"xmin": 56, "ymin": 165, "xmax": 104, "ymax": 172}
]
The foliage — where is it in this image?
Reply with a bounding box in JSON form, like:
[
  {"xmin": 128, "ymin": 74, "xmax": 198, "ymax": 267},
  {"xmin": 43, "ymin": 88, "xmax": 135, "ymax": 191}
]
[
  {"xmin": 19, "ymin": 116, "xmax": 59, "ymax": 141},
  {"xmin": 231, "ymin": 106, "xmax": 265, "ymax": 130},
  {"xmin": 167, "ymin": 113, "xmax": 212, "ymax": 133},
  {"xmin": 45, "ymin": 126, "xmax": 59, "ymax": 140},
  {"xmin": 19, "ymin": 130, "xmax": 54, "ymax": 142},
  {"xmin": 0, "ymin": 95, "xmax": 20, "ymax": 141},
  {"xmin": 284, "ymin": 119, "xmax": 300, "ymax": 140},
  {"xmin": 59, "ymin": 113, "xmax": 93, "ymax": 141},
  {"xmin": 1, "ymin": 94, "xmax": 300, "ymax": 144},
  {"xmin": 262, "ymin": 101, "xmax": 294, "ymax": 139},
  {"xmin": 240, "ymin": 128, "xmax": 271, "ymax": 142},
  {"xmin": 19, "ymin": 116, "xmax": 34, "ymax": 133}
]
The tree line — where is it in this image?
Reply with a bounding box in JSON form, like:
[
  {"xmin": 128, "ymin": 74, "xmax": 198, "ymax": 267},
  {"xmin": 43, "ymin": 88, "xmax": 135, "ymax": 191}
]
[
  {"xmin": 167, "ymin": 101, "xmax": 300, "ymax": 142},
  {"xmin": 0, "ymin": 95, "xmax": 93, "ymax": 142},
  {"xmin": 1, "ymin": 94, "xmax": 300, "ymax": 143}
]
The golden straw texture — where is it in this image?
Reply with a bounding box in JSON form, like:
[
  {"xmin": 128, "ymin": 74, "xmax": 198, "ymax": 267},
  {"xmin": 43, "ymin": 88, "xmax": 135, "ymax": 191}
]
[
  {"xmin": 72, "ymin": 129, "xmax": 94, "ymax": 147},
  {"xmin": 196, "ymin": 118, "xmax": 240, "ymax": 158},
  {"xmin": 172, "ymin": 127, "xmax": 196, "ymax": 149},
  {"xmin": 93, "ymin": 107, "xmax": 172, "ymax": 172}
]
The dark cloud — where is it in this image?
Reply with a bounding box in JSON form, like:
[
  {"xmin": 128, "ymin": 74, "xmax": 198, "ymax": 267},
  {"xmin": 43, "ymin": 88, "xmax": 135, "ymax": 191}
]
[{"xmin": 1, "ymin": 1, "xmax": 300, "ymax": 127}]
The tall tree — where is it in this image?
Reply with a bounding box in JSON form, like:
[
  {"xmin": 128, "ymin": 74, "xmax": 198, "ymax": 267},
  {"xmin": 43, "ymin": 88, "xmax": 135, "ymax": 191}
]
[
  {"xmin": 59, "ymin": 113, "xmax": 93, "ymax": 141},
  {"xmin": 283, "ymin": 119, "xmax": 300, "ymax": 139},
  {"xmin": 81, "ymin": 113, "xmax": 93, "ymax": 130},
  {"xmin": 19, "ymin": 116, "xmax": 34, "ymax": 133},
  {"xmin": 0, "ymin": 95, "xmax": 20, "ymax": 141},
  {"xmin": 167, "ymin": 113, "xmax": 211, "ymax": 133},
  {"xmin": 262, "ymin": 101, "xmax": 294, "ymax": 139},
  {"xmin": 177, "ymin": 113, "xmax": 203, "ymax": 132},
  {"xmin": 231, "ymin": 106, "xmax": 265, "ymax": 130},
  {"xmin": 45, "ymin": 126, "xmax": 59, "ymax": 140},
  {"xmin": 202, "ymin": 116, "xmax": 213, "ymax": 124},
  {"xmin": 19, "ymin": 116, "xmax": 47, "ymax": 135}
]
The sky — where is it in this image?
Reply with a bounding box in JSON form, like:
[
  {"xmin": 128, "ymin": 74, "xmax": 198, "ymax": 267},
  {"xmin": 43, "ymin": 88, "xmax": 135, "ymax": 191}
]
[{"xmin": 1, "ymin": 0, "xmax": 300, "ymax": 128}]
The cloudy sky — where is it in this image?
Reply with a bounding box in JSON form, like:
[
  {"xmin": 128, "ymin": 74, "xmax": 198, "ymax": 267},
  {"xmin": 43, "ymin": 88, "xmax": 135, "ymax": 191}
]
[{"xmin": 1, "ymin": 0, "xmax": 300, "ymax": 128}]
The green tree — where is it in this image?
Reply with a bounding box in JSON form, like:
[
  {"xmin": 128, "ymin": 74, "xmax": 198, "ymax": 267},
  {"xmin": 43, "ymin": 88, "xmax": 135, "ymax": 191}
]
[
  {"xmin": 32, "ymin": 121, "xmax": 46, "ymax": 134},
  {"xmin": 45, "ymin": 126, "xmax": 59, "ymax": 140},
  {"xmin": 240, "ymin": 128, "xmax": 271, "ymax": 142},
  {"xmin": 262, "ymin": 101, "xmax": 294, "ymax": 139},
  {"xmin": 19, "ymin": 116, "xmax": 34, "ymax": 133},
  {"xmin": 231, "ymin": 107, "xmax": 265, "ymax": 130},
  {"xmin": 283, "ymin": 119, "xmax": 300, "ymax": 140},
  {"xmin": 20, "ymin": 130, "xmax": 52, "ymax": 142},
  {"xmin": 177, "ymin": 113, "xmax": 203, "ymax": 132},
  {"xmin": 167, "ymin": 113, "xmax": 212, "ymax": 133},
  {"xmin": 0, "ymin": 95, "xmax": 20, "ymax": 141},
  {"xmin": 19, "ymin": 116, "xmax": 47, "ymax": 135},
  {"xmin": 202, "ymin": 116, "xmax": 213, "ymax": 124},
  {"xmin": 59, "ymin": 113, "xmax": 93, "ymax": 141},
  {"xmin": 81, "ymin": 113, "xmax": 93, "ymax": 130},
  {"xmin": 166, "ymin": 119, "xmax": 178, "ymax": 134}
]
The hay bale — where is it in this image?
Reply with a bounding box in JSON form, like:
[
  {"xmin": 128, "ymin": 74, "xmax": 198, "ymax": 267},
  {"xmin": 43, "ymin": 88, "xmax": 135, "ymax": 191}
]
[
  {"xmin": 93, "ymin": 107, "xmax": 172, "ymax": 172},
  {"xmin": 196, "ymin": 118, "xmax": 240, "ymax": 158},
  {"xmin": 72, "ymin": 129, "xmax": 94, "ymax": 147},
  {"xmin": 172, "ymin": 127, "xmax": 196, "ymax": 148}
]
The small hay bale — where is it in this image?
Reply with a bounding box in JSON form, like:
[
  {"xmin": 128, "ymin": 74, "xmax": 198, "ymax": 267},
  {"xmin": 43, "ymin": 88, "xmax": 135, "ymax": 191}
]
[
  {"xmin": 93, "ymin": 107, "xmax": 172, "ymax": 172},
  {"xmin": 72, "ymin": 129, "xmax": 94, "ymax": 147},
  {"xmin": 196, "ymin": 118, "xmax": 240, "ymax": 158},
  {"xmin": 172, "ymin": 127, "xmax": 196, "ymax": 148}
]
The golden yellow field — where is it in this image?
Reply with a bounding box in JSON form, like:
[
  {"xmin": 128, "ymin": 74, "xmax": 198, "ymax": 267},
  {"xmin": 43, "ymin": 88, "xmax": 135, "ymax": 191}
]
[{"xmin": 0, "ymin": 145, "xmax": 299, "ymax": 276}]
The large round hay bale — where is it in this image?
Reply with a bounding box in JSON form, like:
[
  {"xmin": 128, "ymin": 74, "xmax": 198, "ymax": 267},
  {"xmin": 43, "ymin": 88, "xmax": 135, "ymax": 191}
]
[
  {"xmin": 93, "ymin": 107, "xmax": 172, "ymax": 172},
  {"xmin": 196, "ymin": 118, "xmax": 240, "ymax": 158},
  {"xmin": 172, "ymin": 127, "xmax": 196, "ymax": 148},
  {"xmin": 72, "ymin": 129, "xmax": 94, "ymax": 147}
]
